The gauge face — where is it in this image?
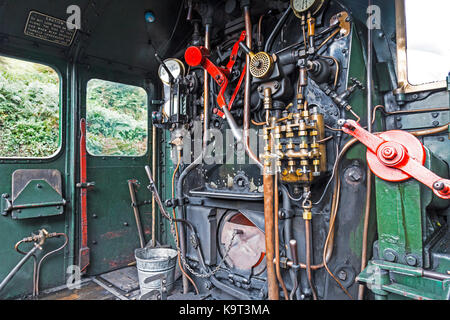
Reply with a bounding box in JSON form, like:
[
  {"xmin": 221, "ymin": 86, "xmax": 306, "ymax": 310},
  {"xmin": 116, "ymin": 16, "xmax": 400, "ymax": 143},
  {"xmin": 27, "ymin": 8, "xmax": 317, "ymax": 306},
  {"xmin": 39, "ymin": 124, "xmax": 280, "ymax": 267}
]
[
  {"xmin": 158, "ymin": 58, "xmax": 185, "ymax": 85},
  {"xmin": 291, "ymin": 0, "xmax": 325, "ymax": 17}
]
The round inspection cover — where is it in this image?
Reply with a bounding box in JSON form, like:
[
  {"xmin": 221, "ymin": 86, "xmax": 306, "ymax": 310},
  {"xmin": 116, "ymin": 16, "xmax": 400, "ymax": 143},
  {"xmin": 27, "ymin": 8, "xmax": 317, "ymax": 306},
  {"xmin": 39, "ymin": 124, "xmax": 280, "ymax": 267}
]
[{"xmin": 366, "ymin": 130, "xmax": 426, "ymax": 182}]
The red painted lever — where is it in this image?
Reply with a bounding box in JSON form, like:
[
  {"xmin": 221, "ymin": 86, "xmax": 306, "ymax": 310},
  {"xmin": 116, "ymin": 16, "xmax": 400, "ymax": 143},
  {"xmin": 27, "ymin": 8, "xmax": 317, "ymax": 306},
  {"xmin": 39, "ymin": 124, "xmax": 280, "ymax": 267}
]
[
  {"xmin": 184, "ymin": 31, "xmax": 247, "ymax": 119},
  {"xmin": 340, "ymin": 119, "xmax": 450, "ymax": 199}
]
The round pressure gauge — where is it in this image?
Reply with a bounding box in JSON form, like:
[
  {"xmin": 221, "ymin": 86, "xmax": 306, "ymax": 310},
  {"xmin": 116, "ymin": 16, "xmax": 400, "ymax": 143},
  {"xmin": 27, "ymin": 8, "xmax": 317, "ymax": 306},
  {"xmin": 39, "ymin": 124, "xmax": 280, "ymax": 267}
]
[
  {"xmin": 290, "ymin": 0, "xmax": 326, "ymax": 18},
  {"xmin": 158, "ymin": 58, "xmax": 185, "ymax": 85}
]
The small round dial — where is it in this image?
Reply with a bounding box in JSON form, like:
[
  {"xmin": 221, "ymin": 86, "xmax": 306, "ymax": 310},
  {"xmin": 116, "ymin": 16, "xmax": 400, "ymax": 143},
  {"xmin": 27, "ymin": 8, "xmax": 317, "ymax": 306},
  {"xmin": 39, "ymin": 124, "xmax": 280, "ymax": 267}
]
[
  {"xmin": 291, "ymin": 0, "xmax": 325, "ymax": 17},
  {"xmin": 158, "ymin": 58, "xmax": 185, "ymax": 85}
]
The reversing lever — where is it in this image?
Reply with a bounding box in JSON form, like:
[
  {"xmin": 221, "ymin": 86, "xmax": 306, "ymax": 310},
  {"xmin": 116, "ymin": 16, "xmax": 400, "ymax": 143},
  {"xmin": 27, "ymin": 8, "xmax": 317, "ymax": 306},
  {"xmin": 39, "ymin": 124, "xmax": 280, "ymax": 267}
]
[{"xmin": 339, "ymin": 119, "xmax": 450, "ymax": 199}]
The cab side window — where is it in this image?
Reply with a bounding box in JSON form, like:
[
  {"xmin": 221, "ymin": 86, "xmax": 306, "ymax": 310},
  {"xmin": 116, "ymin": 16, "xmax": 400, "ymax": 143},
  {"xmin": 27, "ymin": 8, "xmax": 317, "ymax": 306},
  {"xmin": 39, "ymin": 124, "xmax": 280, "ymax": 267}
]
[
  {"xmin": 0, "ymin": 55, "xmax": 61, "ymax": 158},
  {"xmin": 86, "ymin": 79, "xmax": 148, "ymax": 157},
  {"xmin": 405, "ymin": 0, "xmax": 450, "ymax": 85}
]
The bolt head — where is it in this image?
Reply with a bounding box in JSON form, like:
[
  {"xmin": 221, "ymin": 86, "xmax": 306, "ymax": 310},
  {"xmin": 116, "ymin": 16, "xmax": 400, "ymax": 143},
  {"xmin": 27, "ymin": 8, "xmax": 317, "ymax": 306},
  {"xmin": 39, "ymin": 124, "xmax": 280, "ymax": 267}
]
[
  {"xmin": 381, "ymin": 146, "xmax": 397, "ymax": 160},
  {"xmin": 405, "ymin": 255, "xmax": 417, "ymax": 266},
  {"xmin": 338, "ymin": 270, "xmax": 348, "ymax": 281},
  {"xmin": 349, "ymin": 171, "xmax": 361, "ymax": 182},
  {"xmin": 433, "ymin": 182, "xmax": 445, "ymax": 191},
  {"xmin": 383, "ymin": 249, "xmax": 397, "ymax": 262}
]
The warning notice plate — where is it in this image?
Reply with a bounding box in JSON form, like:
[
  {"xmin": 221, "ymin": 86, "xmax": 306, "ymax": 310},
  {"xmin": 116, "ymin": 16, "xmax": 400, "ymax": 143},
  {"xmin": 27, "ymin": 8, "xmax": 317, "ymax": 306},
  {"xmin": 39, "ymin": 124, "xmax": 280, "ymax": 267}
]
[{"xmin": 24, "ymin": 11, "xmax": 76, "ymax": 47}]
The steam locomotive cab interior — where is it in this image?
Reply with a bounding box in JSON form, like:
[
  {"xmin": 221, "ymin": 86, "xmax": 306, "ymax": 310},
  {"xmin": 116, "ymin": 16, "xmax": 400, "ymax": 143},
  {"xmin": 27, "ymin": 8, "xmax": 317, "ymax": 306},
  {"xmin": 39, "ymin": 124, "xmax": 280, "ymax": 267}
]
[{"xmin": 0, "ymin": 0, "xmax": 449, "ymax": 301}]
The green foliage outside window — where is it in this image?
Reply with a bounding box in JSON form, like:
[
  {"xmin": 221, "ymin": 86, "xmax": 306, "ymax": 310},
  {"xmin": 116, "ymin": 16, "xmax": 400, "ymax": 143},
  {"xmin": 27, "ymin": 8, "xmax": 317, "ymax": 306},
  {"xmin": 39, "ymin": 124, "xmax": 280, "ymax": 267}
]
[
  {"xmin": 0, "ymin": 56, "xmax": 148, "ymax": 158},
  {"xmin": 86, "ymin": 79, "xmax": 148, "ymax": 156},
  {"xmin": 0, "ymin": 56, "xmax": 60, "ymax": 157}
]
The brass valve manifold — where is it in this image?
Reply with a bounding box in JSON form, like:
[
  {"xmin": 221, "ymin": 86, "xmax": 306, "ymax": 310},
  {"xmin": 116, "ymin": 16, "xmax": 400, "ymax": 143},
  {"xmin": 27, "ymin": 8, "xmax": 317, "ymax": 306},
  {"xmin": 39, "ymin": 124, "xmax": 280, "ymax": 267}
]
[{"xmin": 263, "ymin": 105, "xmax": 327, "ymax": 184}]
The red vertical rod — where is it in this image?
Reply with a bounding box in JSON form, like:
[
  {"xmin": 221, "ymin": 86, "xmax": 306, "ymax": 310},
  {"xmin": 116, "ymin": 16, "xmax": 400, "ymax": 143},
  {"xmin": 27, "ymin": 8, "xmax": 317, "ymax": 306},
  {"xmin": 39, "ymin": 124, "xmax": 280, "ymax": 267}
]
[{"xmin": 79, "ymin": 118, "xmax": 90, "ymax": 272}]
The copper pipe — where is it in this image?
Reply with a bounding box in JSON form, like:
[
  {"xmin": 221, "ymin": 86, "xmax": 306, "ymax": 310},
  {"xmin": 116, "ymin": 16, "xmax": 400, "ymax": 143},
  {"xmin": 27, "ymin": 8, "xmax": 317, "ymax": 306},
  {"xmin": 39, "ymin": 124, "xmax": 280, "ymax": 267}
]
[
  {"xmin": 322, "ymin": 169, "xmax": 353, "ymax": 299},
  {"xmin": 263, "ymin": 88, "xmax": 279, "ymax": 300},
  {"xmin": 203, "ymin": 24, "xmax": 211, "ymax": 151},
  {"xmin": 257, "ymin": 14, "xmax": 265, "ymax": 49},
  {"xmin": 358, "ymin": 168, "xmax": 372, "ymax": 300},
  {"xmin": 274, "ymin": 176, "xmax": 289, "ymax": 300},
  {"xmin": 264, "ymin": 171, "xmax": 279, "ymax": 300},
  {"xmin": 348, "ymin": 107, "xmax": 361, "ymax": 123},
  {"xmin": 243, "ymin": 5, "xmax": 251, "ymax": 143},
  {"xmin": 252, "ymin": 120, "xmax": 266, "ymax": 126},
  {"xmin": 361, "ymin": 21, "xmax": 374, "ymax": 297},
  {"xmin": 305, "ymin": 219, "xmax": 318, "ymax": 300},
  {"xmin": 372, "ymin": 105, "xmax": 449, "ymax": 125},
  {"xmin": 412, "ymin": 123, "xmax": 449, "ymax": 136},
  {"xmin": 317, "ymin": 136, "xmax": 333, "ymax": 144},
  {"xmin": 35, "ymin": 233, "xmax": 68, "ymax": 295},
  {"xmin": 317, "ymin": 28, "xmax": 340, "ymax": 51},
  {"xmin": 242, "ymin": 5, "xmax": 262, "ymax": 167}
]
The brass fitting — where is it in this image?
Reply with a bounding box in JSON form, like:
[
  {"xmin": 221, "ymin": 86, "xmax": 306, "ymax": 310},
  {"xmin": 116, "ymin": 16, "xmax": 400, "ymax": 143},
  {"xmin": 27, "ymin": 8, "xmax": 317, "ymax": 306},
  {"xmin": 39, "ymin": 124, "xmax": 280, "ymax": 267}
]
[
  {"xmin": 249, "ymin": 52, "xmax": 274, "ymax": 79},
  {"xmin": 303, "ymin": 208, "xmax": 312, "ymax": 220},
  {"xmin": 263, "ymin": 88, "xmax": 273, "ymax": 110}
]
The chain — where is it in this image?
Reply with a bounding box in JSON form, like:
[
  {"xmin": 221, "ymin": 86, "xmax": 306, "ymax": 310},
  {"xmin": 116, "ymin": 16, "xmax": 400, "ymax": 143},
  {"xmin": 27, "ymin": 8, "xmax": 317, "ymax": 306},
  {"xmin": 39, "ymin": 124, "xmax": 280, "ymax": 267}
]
[
  {"xmin": 182, "ymin": 229, "xmax": 239, "ymax": 278},
  {"xmin": 147, "ymin": 180, "xmax": 240, "ymax": 279},
  {"xmin": 166, "ymin": 211, "xmax": 239, "ymax": 278}
]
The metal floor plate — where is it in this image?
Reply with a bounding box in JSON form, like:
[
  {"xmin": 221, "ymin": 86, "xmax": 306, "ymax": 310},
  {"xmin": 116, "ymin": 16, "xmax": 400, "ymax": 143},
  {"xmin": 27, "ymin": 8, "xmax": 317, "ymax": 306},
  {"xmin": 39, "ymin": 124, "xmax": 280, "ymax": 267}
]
[{"xmin": 99, "ymin": 266, "xmax": 140, "ymax": 293}]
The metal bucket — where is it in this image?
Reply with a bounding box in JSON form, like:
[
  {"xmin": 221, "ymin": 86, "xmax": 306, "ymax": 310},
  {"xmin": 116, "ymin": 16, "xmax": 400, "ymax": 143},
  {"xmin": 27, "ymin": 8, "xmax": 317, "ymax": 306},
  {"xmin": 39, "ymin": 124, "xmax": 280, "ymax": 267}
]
[{"xmin": 135, "ymin": 247, "xmax": 178, "ymax": 296}]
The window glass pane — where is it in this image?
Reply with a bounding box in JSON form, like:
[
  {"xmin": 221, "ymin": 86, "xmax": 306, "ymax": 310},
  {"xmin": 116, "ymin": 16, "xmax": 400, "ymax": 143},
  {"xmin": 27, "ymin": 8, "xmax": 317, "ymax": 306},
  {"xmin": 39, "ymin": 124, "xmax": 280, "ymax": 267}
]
[
  {"xmin": 405, "ymin": 0, "xmax": 450, "ymax": 85},
  {"xmin": 0, "ymin": 56, "xmax": 60, "ymax": 157},
  {"xmin": 86, "ymin": 79, "xmax": 148, "ymax": 156}
]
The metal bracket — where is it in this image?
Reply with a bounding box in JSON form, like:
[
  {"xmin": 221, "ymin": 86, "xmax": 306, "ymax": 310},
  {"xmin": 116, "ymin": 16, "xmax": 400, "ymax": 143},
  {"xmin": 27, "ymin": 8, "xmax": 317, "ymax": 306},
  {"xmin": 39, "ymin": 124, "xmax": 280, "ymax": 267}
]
[
  {"xmin": 140, "ymin": 273, "xmax": 168, "ymax": 300},
  {"xmin": 1, "ymin": 191, "xmax": 67, "ymax": 218},
  {"xmin": 164, "ymin": 197, "xmax": 189, "ymax": 208},
  {"xmin": 76, "ymin": 182, "xmax": 96, "ymax": 189}
]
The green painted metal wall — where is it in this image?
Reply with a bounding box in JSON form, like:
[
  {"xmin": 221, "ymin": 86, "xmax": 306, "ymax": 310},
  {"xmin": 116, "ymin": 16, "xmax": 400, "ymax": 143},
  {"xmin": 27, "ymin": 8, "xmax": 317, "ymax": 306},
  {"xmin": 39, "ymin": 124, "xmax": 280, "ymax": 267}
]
[{"xmin": 0, "ymin": 47, "xmax": 74, "ymax": 299}]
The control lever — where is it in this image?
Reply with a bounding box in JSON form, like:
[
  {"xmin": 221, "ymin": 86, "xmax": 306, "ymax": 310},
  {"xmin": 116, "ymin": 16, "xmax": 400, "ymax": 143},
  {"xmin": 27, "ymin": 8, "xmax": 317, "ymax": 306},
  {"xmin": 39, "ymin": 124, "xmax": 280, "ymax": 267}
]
[
  {"xmin": 288, "ymin": 239, "xmax": 300, "ymax": 300},
  {"xmin": 154, "ymin": 52, "xmax": 175, "ymax": 85},
  {"xmin": 339, "ymin": 119, "xmax": 450, "ymax": 199},
  {"xmin": 289, "ymin": 240, "xmax": 299, "ymax": 267},
  {"xmin": 145, "ymin": 166, "xmax": 175, "ymax": 221},
  {"xmin": 184, "ymin": 30, "xmax": 247, "ymax": 118}
]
